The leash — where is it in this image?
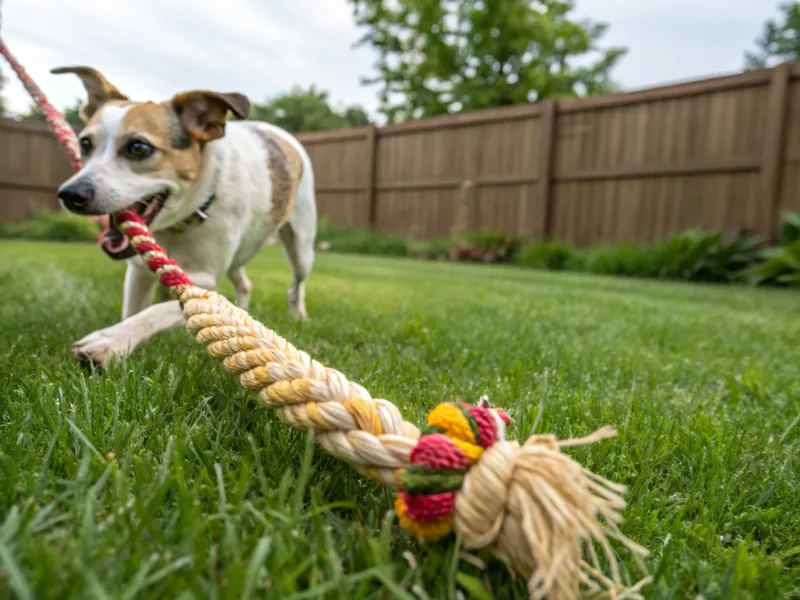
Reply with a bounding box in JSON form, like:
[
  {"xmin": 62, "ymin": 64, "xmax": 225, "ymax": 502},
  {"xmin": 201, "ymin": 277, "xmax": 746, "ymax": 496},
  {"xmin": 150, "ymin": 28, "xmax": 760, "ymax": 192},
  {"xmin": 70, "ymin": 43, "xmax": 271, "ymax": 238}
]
[{"xmin": 0, "ymin": 25, "xmax": 651, "ymax": 599}]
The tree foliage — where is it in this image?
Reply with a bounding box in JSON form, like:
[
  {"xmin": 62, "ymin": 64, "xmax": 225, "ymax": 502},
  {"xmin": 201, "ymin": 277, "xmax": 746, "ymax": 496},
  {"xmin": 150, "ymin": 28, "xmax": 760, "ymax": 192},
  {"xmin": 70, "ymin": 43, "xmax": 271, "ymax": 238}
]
[
  {"xmin": 250, "ymin": 85, "xmax": 370, "ymax": 133},
  {"xmin": 63, "ymin": 99, "xmax": 84, "ymax": 130},
  {"xmin": 745, "ymin": 2, "xmax": 800, "ymax": 69},
  {"xmin": 19, "ymin": 104, "xmax": 45, "ymax": 121},
  {"xmin": 19, "ymin": 98, "xmax": 83, "ymax": 130},
  {"xmin": 348, "ymin": 0, "xmax": 626, "ymax": 122}
]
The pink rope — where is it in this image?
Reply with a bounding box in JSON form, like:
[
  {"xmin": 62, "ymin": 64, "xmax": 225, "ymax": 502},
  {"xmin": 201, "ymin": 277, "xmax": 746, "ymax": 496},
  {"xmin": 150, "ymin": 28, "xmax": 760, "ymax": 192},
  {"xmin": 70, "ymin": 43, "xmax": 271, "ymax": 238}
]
[{"xmin": 0, "ymin": 38, "xmax": 82, "ymax": 170}]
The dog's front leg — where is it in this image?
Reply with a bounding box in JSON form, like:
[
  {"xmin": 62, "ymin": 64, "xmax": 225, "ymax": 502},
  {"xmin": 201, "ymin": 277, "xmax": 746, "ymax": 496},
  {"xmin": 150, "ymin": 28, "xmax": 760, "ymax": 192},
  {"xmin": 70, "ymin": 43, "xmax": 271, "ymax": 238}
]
[
  {"xmin": 122, "ymin": 261, "xmax": 157, "ymax": 319},
  {"xmin": 74, "ymin": 273, "xmax": 216, "ymax": 369}
]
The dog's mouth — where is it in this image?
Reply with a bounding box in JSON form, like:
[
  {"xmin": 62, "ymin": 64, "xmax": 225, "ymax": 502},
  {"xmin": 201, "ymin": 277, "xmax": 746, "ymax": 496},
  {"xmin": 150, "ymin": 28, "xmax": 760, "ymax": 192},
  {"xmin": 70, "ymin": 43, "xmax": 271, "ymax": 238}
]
[{"xmin": 99, "ymin": 191, "xmax": 169, "ymax": 260}]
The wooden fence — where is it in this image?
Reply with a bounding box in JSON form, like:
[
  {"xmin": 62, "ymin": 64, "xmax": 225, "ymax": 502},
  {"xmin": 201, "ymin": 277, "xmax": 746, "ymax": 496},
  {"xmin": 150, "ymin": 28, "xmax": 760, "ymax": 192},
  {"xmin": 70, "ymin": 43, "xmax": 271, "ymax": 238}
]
[
  {"xmin": 299, "ymin": 63, "xmax": 800, "ymax": 246},
  {"xmin": 2, "ymin": 62, "xmax": 800, "ymax": 246},
  {"xmin": 0, "ymin": 119, "xmax": 75, "ymax": 223}
]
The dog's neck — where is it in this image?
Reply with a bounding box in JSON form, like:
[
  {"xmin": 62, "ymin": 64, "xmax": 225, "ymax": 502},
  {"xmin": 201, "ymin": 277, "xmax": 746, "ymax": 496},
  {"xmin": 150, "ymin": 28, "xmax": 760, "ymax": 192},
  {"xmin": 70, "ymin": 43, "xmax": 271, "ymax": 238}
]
[{"xmin": 154, "ymin": 143, "xmax": 223, "ymax": 233}]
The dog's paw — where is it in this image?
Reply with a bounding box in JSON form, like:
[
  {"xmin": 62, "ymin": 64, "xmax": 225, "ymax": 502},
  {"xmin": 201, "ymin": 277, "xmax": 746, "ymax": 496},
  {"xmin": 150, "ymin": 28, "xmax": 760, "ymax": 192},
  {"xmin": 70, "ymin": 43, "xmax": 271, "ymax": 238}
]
[{"xmin": 72, "ymin": 328, "xmax": 130, "ymax": 370}]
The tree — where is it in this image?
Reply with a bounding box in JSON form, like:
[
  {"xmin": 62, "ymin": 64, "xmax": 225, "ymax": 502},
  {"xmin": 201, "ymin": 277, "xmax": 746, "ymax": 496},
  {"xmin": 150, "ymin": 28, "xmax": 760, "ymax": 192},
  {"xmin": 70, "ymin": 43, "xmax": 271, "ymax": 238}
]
[
  {"xmin": 19, "ymin": 104, "xmax": 45, "ymax": 121},
  {"xmin": 250, "ymin": 85, "xmax": 371, "ymax": 133},
  {"xmin": 745, "ymin": 2, "xmax": 800, "ymax": 69},
  {"xmin": 19, "ymin": 98, "xmax": 84, "ymax": 130},
  {"xmin": 62, "ymin": 99, "xmax": 84, "ymax": 130},
  {"xmin": 348, "ymin": 0, "xmax": 626, "ymax": 123}
]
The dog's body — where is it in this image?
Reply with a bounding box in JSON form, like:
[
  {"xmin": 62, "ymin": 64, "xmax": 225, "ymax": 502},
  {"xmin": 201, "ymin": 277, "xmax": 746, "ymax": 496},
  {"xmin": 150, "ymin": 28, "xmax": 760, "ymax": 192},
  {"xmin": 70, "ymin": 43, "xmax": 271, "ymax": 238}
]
[{"xmin": 53, "ymin": 67, "xmax": 316, "ymax": 368}]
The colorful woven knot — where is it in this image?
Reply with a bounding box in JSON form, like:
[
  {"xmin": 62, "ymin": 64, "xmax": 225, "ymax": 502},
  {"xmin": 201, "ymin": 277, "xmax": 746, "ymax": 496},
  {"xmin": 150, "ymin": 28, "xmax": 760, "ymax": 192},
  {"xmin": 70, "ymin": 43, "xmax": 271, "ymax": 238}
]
[{"xmin": 395, "ymin": 400, "xmax": 510, "ymax": 542}]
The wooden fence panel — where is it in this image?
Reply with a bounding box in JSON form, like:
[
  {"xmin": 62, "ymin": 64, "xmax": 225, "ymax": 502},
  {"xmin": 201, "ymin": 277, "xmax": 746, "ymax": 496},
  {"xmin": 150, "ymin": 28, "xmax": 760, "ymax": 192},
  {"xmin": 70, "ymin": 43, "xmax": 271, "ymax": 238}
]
[
  {"xmin": 780, "ymin": 75, "xmax": 800, "ymax": 216},
  {"xmin": 300, "ymin": 128, "xmax": 372, "ymax": 229},
  {"xmin": 0, "ymin": 120, "xmax": 73, "ymax": 222},
  {"xmin": 371, "ymin": 106, "xmax": 546, "ymax": 239},
  {"xmin": 550, "ymin": 83, "xmax": 767, "ymax": 246},
  {"xmin": 295, "ymin": 65, "xmax": 795, "ymax": 246},
  {"xmin": 375, "ymin": 122, "xmax": 484, "ymax": 237}
]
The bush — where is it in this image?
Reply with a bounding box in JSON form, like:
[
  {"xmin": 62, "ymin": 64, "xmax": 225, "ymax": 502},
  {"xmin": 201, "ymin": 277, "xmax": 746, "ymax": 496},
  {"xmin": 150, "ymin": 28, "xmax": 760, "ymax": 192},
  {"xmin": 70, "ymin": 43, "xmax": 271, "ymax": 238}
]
[
  {"xmin": 293, "ymin": 214, "xmax": 800, "ymax": 290},
  {"xmin": 747, "ymin": 241, "xmax": 800, "ymax": 287},
  {"xmin": 515, "ymin": 241, "xmax": 581, "ymax": 271},
  {"xmin": 315, "ymin": 217, "xmax": 408, "ymax": 257},
  {"xmin": 777, "ymin": 211, "xmax": 800, "ymax": 244},
  {"xmin": 584, "ymin": 243, "xmax": 660, "ymax": 278},
  {"xmin": 409, "ymin": 238, "xmax": 451, "ymax": 260},
  {"xmin": 0, "ymin": 209, "xmax": 100, "ymax": 243},
  {"xmin": 580, "ymin": 228, "xmax": 764, "ymax": 283},
  {"xmin": 746, "ymin": 213, "xmax": 800, "ymax": 287},
  {"xmin": 648, "ymin": 228, "xmax": 762, "ymax": 282},
  {"xmin": 449, "ymin": 229, "xmax": 520, "ymax": 263}
]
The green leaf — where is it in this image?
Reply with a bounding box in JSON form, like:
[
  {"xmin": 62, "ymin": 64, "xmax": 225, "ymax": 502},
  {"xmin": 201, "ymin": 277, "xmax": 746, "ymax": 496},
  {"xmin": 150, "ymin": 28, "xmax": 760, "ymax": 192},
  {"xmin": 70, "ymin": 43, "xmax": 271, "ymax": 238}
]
[{"xmin": 456, "ymin": 572, "xmax": 494, "ymax": 600}]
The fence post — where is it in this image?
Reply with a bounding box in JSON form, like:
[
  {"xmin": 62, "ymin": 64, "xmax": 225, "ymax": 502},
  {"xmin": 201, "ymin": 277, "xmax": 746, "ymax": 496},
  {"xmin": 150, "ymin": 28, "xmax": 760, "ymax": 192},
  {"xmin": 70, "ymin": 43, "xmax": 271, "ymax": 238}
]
[
  {"xmin": 762, "ymin": 62, "xmax": 792, "ymax": 241},
  {"xmin": 365, "ymin": 124, "xmax": 379, "ymax": 229},
  {"xmin": 538, "ymin": 99, "xmax": 557, "ymax": 240}
]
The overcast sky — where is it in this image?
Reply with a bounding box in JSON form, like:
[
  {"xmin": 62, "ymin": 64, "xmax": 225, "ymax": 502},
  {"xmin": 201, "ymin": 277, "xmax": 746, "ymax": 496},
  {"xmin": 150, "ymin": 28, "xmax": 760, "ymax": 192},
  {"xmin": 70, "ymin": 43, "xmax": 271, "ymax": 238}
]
[{"xmin": 0, "ymin": 0, "xmax": 781, "ymax": 120}]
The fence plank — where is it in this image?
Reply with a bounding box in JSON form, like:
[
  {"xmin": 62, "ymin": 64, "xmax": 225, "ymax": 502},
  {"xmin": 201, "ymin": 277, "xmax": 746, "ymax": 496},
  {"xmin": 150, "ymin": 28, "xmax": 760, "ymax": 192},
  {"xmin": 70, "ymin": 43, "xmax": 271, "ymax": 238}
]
[
  {"xmin": 538, "ymin": 100, "xmax": 557, "ymax": 239},
  {"xmin": 365, "ymin": 125, "xmax": 378, "ymax": 227},
  {"xmin": 761, "ymin": 63, "xmax": 792, "ymax": 240},
  {"xmin": 0, "ymin": 118, "xmax": 73, "ymax": 223}
]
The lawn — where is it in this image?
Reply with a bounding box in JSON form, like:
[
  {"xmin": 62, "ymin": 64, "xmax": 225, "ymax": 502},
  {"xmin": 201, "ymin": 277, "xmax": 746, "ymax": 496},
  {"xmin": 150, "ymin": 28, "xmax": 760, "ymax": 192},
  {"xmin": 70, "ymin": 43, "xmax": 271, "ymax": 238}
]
[{"xmin": 0, "ymin": 240, "xmax": 798, "ymax": 600}]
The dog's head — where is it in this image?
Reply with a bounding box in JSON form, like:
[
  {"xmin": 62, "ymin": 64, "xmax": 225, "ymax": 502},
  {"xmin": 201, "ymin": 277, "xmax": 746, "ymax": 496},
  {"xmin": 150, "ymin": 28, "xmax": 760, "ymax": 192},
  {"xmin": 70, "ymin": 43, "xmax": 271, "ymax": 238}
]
[{"xmin": 52, "ymin": 66, "xmax": 250, "ymax": 259}]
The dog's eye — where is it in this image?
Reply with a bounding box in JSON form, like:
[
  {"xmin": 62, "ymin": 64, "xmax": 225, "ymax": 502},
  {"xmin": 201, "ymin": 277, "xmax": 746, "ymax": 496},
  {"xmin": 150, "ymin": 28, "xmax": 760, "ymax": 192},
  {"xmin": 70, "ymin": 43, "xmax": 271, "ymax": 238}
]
[
  {"xmin": 79, "ymin": 137, "xmax": 93, "ymax": 156},
  {"xmin": 125, "ymin": 139, "xmax": 155, "ymax": 160}
]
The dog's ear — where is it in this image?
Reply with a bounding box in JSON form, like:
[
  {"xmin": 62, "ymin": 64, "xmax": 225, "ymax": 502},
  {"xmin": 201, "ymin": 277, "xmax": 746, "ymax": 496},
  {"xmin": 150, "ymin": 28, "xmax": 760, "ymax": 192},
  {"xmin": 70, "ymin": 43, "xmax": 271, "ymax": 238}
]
[
  {"xmin": 170, "ymin": 91, "xmax": 250, "ymax": 143},
  {"xmin": 50, "ymin": 66, "xmax": 129, "ymax": 122}
]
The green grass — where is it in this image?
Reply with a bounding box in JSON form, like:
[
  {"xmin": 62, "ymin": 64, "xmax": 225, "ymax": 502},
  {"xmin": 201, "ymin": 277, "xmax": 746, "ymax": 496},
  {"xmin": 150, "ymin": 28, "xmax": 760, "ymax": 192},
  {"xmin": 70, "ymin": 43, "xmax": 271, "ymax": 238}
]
[{"xmin": 0, "ymin": 240, "xmax": 799, "ymax": 600}]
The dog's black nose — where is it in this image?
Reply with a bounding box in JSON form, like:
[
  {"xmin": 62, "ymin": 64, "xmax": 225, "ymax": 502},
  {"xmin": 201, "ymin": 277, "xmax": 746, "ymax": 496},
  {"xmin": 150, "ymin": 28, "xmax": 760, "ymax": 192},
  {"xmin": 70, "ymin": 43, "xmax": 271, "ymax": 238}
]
[{"xmin": 57, "ymin": 181, "xmax": 95, "ymax": 213}]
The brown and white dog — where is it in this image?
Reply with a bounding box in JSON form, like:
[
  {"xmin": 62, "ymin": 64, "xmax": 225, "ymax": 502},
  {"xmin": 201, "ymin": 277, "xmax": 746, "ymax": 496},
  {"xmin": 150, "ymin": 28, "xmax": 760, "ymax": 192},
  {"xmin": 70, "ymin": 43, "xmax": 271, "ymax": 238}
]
[{"xmin": 53, "ymin": 66, "xmax": 317, "ymax": 368}]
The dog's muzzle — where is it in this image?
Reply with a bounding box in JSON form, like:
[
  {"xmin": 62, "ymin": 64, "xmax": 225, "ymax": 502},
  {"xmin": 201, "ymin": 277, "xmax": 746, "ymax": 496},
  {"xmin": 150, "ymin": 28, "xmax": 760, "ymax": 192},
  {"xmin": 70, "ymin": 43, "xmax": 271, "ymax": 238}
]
[{"xmin": 57, "ymin": 180, "xmax": 96, "ymax": 214}]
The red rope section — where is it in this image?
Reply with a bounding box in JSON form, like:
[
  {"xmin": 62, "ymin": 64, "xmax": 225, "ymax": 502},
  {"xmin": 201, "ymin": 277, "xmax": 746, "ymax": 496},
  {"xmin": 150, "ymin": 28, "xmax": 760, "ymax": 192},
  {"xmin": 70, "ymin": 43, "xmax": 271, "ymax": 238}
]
[{"xmin": 115, "ymin": 211, "xmax": 194, "ymax": 290}]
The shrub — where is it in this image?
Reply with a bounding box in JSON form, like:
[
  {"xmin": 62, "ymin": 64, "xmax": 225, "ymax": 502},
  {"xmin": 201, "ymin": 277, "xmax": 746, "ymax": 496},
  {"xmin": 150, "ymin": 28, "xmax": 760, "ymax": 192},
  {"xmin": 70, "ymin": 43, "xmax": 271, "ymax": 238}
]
[
  {"xmin": 409, "ymin": 238, "xmax": 451, "ymax": 260},
  {"xmin": 581, "ymin": 228, "xmax": 763, "ymax": 283},
  {"xmin": 315, "ymin": 217, "xmax": 408, "ymax": 257},
  {"xmin": 584, "ymin": 243, "xmax": 660, "ymax": 278},
  {"xmin": 0, "ymin": 209, "xmax": 100, "ymax": 243},
  {"xmin": 746, "ymin": 213, "xmax": 800, "ymax": 288},
  {"xmin": 449, "ymin": 229, "xmax": 520, "ymax": 263},
  {"xmin": 650, "ymin": 228, "xmax": 763, "ymax": 283},
  {"xmin": 747, "ymin": 241, "xmax": 800, "ymax": 287},
  {"xmin": 777, "ymin": 211, "xmax": 800, "ymax": 244},
  {"xmin": 310, "ymin": 214, "xmax": 800, "ymax": 289},
  {"xmin": 515, "ymin": 241, "xmax": 580, "ymax": 271}
]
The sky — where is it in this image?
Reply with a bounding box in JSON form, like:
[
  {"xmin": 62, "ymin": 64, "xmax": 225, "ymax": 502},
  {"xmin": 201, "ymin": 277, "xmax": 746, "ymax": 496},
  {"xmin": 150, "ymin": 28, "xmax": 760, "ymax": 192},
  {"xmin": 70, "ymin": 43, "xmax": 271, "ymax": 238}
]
[{"xmin": 0, "ymin": 0, "xmax": 782, "ymax": 121}]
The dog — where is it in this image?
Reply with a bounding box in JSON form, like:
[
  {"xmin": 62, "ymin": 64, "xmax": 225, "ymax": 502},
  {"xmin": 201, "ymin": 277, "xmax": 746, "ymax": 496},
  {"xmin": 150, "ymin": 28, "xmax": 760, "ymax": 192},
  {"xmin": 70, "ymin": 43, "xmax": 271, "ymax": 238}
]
[{"xmin": 53, "ymin": 66, "xmax": 317, "ymax": 369}]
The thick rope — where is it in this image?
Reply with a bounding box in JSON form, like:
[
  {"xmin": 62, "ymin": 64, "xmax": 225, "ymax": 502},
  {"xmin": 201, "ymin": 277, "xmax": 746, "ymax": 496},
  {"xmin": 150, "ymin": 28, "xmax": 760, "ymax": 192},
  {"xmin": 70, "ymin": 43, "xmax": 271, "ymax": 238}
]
[
  {"xmin": 117, "ymin": 212, "xmax": 650, "ymax": 599},
  {"xmin": 2, "ymin": 34, "xmax": 652, "ymax": 596}
]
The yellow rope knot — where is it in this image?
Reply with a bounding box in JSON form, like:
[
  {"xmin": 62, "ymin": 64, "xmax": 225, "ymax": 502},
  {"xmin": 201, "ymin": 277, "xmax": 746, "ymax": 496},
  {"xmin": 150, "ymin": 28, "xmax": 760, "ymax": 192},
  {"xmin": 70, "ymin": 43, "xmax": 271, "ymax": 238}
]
[{"xmin": 395, "ymin": 400, "xmax": 652, "ymax": 599}]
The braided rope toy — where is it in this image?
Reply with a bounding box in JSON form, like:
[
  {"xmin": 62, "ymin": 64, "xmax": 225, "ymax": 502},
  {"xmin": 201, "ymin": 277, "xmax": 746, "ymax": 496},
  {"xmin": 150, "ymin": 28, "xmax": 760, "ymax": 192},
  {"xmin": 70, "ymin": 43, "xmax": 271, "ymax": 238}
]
[{"xmin": 1, "ymin": 33, "xmax": 652, "ymax": 599}]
